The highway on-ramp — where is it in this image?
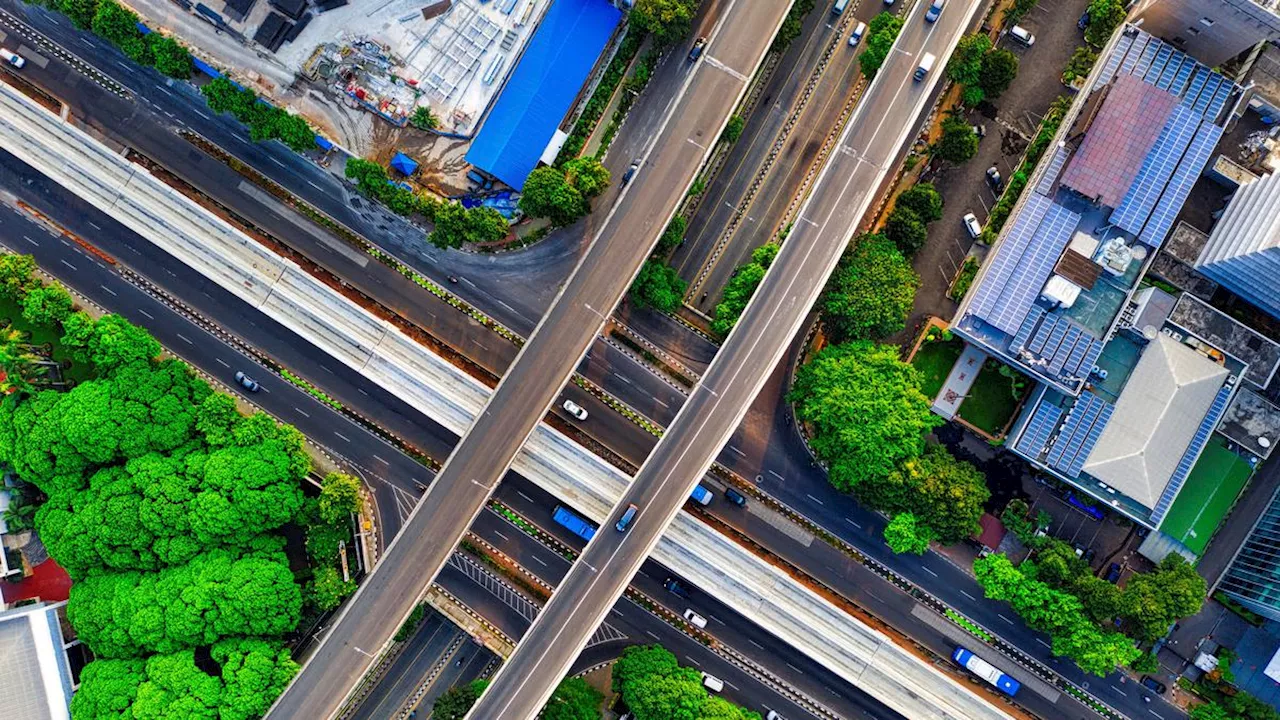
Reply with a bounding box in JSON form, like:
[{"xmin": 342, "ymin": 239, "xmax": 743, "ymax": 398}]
[
  {"xmin": 265, "ymin": 2, "xmax": 792, "ymax": 717},
  {"xmin": 466, "ymin": 0, "xmax": 996, "ymax": 718}
]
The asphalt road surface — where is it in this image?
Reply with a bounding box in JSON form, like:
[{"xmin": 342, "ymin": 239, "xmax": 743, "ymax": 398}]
[{"xmin": 466, "ymin": 0, "xmax": 992, "ymax": 716}]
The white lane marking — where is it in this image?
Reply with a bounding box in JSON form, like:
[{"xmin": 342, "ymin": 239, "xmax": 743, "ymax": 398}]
[
  {"xmin": 960, "ymin": 590, "xmax": 975, "ymax": 601},
  {"xmin": 728, "ymin": 446, "xmax": 745, "ymax": 457},
  {"xmin": 531, "ymin": 555, "xmax": 548, "ymax": 567},
  {"xmin": 747, "ymin": 639, "xmax": 764, "ymax": 649},
  {"xmin": 645, "ymin": 631, "xmax": 660, "ymax": 640},
  {"xmin": 493, "ymin": 530, "xmax": 509, "ymax": 542},
  {"xmin": 845, "ymin": 517, "xmax": 861, "ymax": 529},
  {"xmin": 334, "ymin": 431, "xmax": 351, "ymax": 442},
  {"xmin": 373, "ymin": 455, "xmax": 390, "ymax": 465},
  {"xmin": 921, "ymin": 566, "xmax": 938, "ymax": 578},
  {"xmin": 517, "ymin": 491, "xmax": 536, "ymax": 503},
  {"xmin": 612, "ymin": 372, "xmax": 632, "ymax": 385},
  {"xmin": 139, "ymin": 309, "xmax": 154, "ymax": 319},
  {"xmin": 59, "ymin": 259, "xmax": 77, "ymax": 271},
  {"xmin": 100, "ymin": 284, "xmax": 117, "ymax": 296},
  {"xmin": 194, "ymin": 110, "xmax": 210, "ymax": 120},
  {"xmin": 1113, "ymin": 688, "xmax": 1127, "ymax": 697},
  {"xmin": 294, "ymin": 407, "xmax": 311, "ymax": 418},
  {"xmin": 998, "ymin": 614, "xmax": 1014, "ymax": 625},
  {"xmin": 176, "ymin": 333, "xmax": 193, "ymax": 345},
  {"xmin": 1036, "ymin": 638, "xmax": 1051, "ymax": 648},
  {"xmin": 22, "ymin": 235, "xmax": 37, "ymax": 246},
  {"xmin": 87, "ymin": 222, "xmax": 101, "ymax": 230},
  {"xmin": 805, "ymin": 494, "xmax": 824, "ymax": 506},
  {"xmin": 215, "ymin": 358, "xmax": 230, "ymax": 368},
  {"xmin": 308, "ymin": 180, "xmax": 324, "ymax": 190},
  {"xmin": 786, "ymin": 662, "xmax": 804, "ymax": 674},
  {"xmin": 768, "ymin": 470, "xmax": 785, "ymax": 481}
]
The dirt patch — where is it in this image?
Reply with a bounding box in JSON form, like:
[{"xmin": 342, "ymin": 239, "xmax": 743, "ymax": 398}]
[{"xmin": 368, "ymin": 122, "xmax": 474, "ymax": 196}]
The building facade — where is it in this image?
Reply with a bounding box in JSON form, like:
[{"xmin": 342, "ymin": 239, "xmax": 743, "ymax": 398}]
[
  {"xmin": 1195, "ymin": 171, "xmax": 1280, "ymax": 320},
  {"xmin": 1130, "ymin": 0, "xmax": 1280, "ymax": 66},
  {"xmin": 1221, "ymin": 488, "xmax": 1280, "ymax": 621}
]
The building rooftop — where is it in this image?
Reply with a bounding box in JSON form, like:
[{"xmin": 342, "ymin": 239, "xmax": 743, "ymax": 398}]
[
  {"xmin": 1169, "ymin": 294, "xmax": 1280, "ymax": 388},
  {"xmin": 1081, "ymin": 334, "xmax": 1230, "ymax": 508},
  {"xmin": 0, "ymin": 603, "xmax": 71, "ymax": 720},
  {"xmin": 1219, "ymin": 387, "xmax": 1280, "ymax": 460}
]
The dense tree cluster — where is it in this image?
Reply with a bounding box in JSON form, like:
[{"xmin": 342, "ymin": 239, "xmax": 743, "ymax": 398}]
[
  {"xmin": 630, "ymin": 259, "xmax": 687, "ymax": 313},
  {"xmin": 42, "ymin": 0, "xmax": 193, "ymax": 79},
  {"xmin": 630, "ymin": 0, "xmax": 699, "ymax": 45},
  {"xmin": 344, "ymin": 157, "xmax": 508, "ymax": 249},
  {"xmin": 860, "ymin": 445, "xmax": 988, "ymax": 543},
  {"xmin": 428, "ymin": 676, "xmax": 601, "ymax": 719},
  {"xmin": 947, "ymin": 35, "xmax": 1018, "ymax": 106},
  {"xmin": 519, "ymin": 157, "xmax": 611, "ymax": 226},
  {"xmin": 654, "ymin": 216, "xmax": 688, "ymax": 256},
  {"xmin": 883, "ymin": 183, "xmax": 944, "ymax": 255},
  {"xmin": 883, "ymin": 512, "xmax": 933, "ymax": 555},
  {"xmin": 935, "ymin": 116, "xmax": 980, "ymax": 165},
  {"xmin": 201, "ymin": 77, "xmax": 316, "ymax": 152},
  {"xmin": 1084, "ymin": 0, "xmax": 1127, "ymax": 47},
  {"xmin": 712, "ymin": 243, "xmax": 778, "ymax": 339},
  {"xmin": 821, "ymin": 234, "xmax": 919, "ymax": 342},
  {"xmin": 859, "ymin": 13, "xmax": 904, "ymax": 78},
  {"xmin": 614, "ymin": 646, "xmax": 761, "ymax": 720}
]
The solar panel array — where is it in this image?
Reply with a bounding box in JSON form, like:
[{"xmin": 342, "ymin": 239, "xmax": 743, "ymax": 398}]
[
  {"xmin": 981, "ymin": 201, "xmax": 1081, "ymax": 336},
  {"xmin": 1098, "ymin": 29, "xmax": 1237, "ymax": 124},
  {"xmin": 967, "ymin": 194, "xmax": 1051, "ymax": 330},
  {"xmin": 1117, "ymin": 33, "xmax": 1149, "ymax": 78},
  {"xmin": 1047, "ymin": 391, "xmax": 1115, "ymax": 478},
  {"xmin": 1141, "ymin": 122, "xmax": 1223, "ymax": 248},
  {"xmin": 1035, "ymin": 145, "xmax": 1071, "ymax": 197},
  {"xmin": 1012, "ymin": 307, "xmax": 1104, "ymax": 385},
  {"xmin": 1015, "ymin": 400, "xmax": 1064, "ymax": 460},
  {"xmin": 1097, "ymin": 31, "xmax": 1135, "ymax": 85},
  {"xmin": 1150, "ymin": 381, "xmax": 1234, "ymax": 523},
  {"xmin": 1110, "ymin": 104, "xmax": 1201, "ymax": 235}
]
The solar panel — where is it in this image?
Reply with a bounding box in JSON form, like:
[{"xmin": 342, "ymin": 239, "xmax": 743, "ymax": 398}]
[
  {"xmin": 1049, "ymin": 325, "xmax": 1084, "ymax": 376},
  {"xmin": 1110, "ymin": 105, "xmax": 1199, "ymax": 236},
  {"xmin": 1012, "ymin": 305, "xmax": 1046, "ymax": 353},
  {"xmin": 1206, "ymin": 80, "xmax": 1234, "ymax": 123},
  {"xmin": 1168, "ymin": 57, "xmax": 1195, "ymax": 97},
  {"xmin": 1042, "ymin": 320, "xmax": 1070, "ymax": 362},
  {"xmin": 1146, "ymin": 45, "xmax": 1173, "ymax": 84},
  {"xmin": 984, "ymin": 202, "xmax": 1081, "ymax": 335},
  {"xmin": 1150, "ymin": 382, "xmax": 1233, "ymax": 522},
  {"xmin": 967, "ymin": 194, "xmax": 1052, "ymax": 328},
  {"xmin": 1156, "ymin": 50, "xmax": 1180, "ymax": 90},
  {"xmin": 1028, "ymin": 314, "xmax": 1057, "ymax": 354},
  {"xmin": 1182, "ymin": 67, "xmax": 1209, "ymax": 109},
  {"xmin": 1133, "ymin": 39, "xmax": 1161, "ymax": 79},
  {"xmin": 1062, "ymin": 334, "xmax": 1096, "ymax": 378},
  {"xmin": 1016, "ymin": 401, "xmax": 1064, "ymax": 460},
  {"xmin": 1140, "ymin": 122, "xmax": 1223, "ymax": 248},
  {"xmin": 1193, "ymin": 74, "xmax": 1222, "ymax": 116},
  {"xmin": 1099, "ymin": 32, "xmax": 1135, "ymax": 84},
  {"xmin": 1120, "ymin": 34, "xmax": 1149, "ymax": 77},
  {"xmin": 1067, "ymin": 400, "xmax": 1115, "ymax": 477},
  {"xmin": 1048, "ymin": 394, "xmax": 1093, "ymax": 472},
  {"xmin": 1036, "ymin": 145, "xmax": 1070, "ymax": 197}
]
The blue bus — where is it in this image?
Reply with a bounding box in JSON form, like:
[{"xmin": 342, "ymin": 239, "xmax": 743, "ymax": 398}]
[
  {"xmin": 553, "ymin": 505, "xmax": 596, "ymax": 542},
  {"xmin": 952, "ymin": 647, "xmax": 1020, "ymax": 696},
  {"xmin": 832, "ymin": 0, "xmax": 849, "ymax": 13}
]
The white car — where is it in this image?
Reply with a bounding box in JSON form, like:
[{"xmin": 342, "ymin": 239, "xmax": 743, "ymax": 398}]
[
  {"xmin": 1009, "ymin": 25, "xmax": 1036, "ymax": 46},
  {"xmin": 562, "ymin": 399, "xmax": 588, "ymax": 421},
  {"xmin": 683, "ymin": 609, "xmax": 708, "ymax": 629},
  {"xmin": 848, "ymin": 21, "xmax": 867, "ymax": 46},
  {"xmin": 0, "ymin": 48, "xmax": 25, "ymax": 69},
  {"xmin": 963, "ymin": 212, "xmax": 983, "ymax": 238},
  {"xmin": 702, "ymin": 673, "xmax": 724, "ymax": 693}
]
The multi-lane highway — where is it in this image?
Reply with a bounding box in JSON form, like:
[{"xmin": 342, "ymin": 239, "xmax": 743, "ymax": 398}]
[{"xmin": 467, "ymin": 0, "xmax": 1000, "ymax": 717}]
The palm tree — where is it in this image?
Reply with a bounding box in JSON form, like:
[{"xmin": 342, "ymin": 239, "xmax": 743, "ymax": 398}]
[{"xmin": 0, "ymin": 326, "xmax": 47, "ymax": 395}]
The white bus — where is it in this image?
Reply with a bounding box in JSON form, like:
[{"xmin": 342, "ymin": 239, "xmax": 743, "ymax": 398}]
[{"xmin": 953, "ymin": 647, "xmax": 1021, "ymax": 696}]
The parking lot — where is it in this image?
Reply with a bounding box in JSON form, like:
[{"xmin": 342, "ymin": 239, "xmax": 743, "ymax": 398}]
[{"xmin": 898, "ymin": 0, "xmax": 1095, "ymax": 340}]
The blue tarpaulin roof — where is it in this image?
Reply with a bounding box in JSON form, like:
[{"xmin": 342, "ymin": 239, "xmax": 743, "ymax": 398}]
[
  {"xmin": 465, "ymin": 0, "xmax": 620, "ymax": 190},
  {"xmin": 391, "ymin": 152, "xmax": 419, "ymax": 176}
]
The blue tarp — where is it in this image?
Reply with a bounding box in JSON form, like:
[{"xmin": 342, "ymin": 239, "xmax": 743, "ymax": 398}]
[
  {"xmin": 465, "ymin": 0, "xmax": 620, "ymax": 190},
  {"xmin": 390, "ymin": 152, "xmax": 419, "ymax": 176}
]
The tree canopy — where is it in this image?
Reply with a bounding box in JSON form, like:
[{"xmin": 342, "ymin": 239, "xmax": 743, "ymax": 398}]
[
  {"xmin": 790, "ymin": 341, "xmax": 938, "ymax": 492},
  {"xmin": 895, "ymin": 183, "xmax": 944, "ymax": 223},
  {"xmin": 200, "ymin": 77, "xmax": 315, "ymax": 152},
  {"xmin": 883, "ymin": 206, "xmax": 929, "ymax": 257},
  {"xmin": 979, "ymin": 48, "xmax": 1019, "ymax": 99},
  {"xmin": 630, "ymin": 260, "xmax": 687, "ymax": 313},
  {"xmin": 935, "ymin": 116, "xmax": 979, "ymax": 164},
  {"xmin": 539, "ymin": 676, "xmax": 603, "ymax": 720},
  {"xmin": 884, "ymin": 513, "xmax": 933, "ymax": 555},
  {"xmin": 613, "ymin": 645, "xmax": 761, "ymax": 720},
  {"xmin": 947, "ymin": 34, "xmax": 991, "ymax": 87},
  {"xmin": 520, "ymin": 167, "xmax": 589, "ymax": 226},
  {"xmin": 631, "ymin": 0, "xmax": 698, "ymax": 44},
  {"xmin": 859, "ymin": 13, "xmax": 904, "ymax": 78},
  {"xmin": 821, "ymin": 234, "xmax": 918, "ymax": 342},
  {"xmin": 712, "ymin": 243, "xmax": 778, "ymax": 338},
  {"xmin": 1085, "ymin": 0, "xmax": 1127, "ymax": 47},
  {"xmin": 429, "ymin": 202, "xmax": 509, "ymax": 249},
  {"xmin": 858, "ymin": 445, "xmax": 988, "ymax": 542},
  {"xmin": 431, "ymin": 679, "xmax": 490, "ymax": 719}
]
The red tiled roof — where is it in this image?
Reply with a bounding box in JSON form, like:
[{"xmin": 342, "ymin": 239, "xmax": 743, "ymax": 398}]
[
  {"xmin": 973, "ymin": 513, "xmax": 1006, "ymax": 550},
  {"xmin": 1060, "ymin": 74, "xmax": 1180, "ymax": 208}
]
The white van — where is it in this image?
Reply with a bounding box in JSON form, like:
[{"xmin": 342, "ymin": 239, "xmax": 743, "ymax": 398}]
[
  {"xmin": 914, "ymin": 53, "xmax": 936, "ymax": 81},
  {"xmin": 683, "ymin": 609, "xmax": 708, "ymax": 629},
  {"xmin": 848, "ymin": 21, "xmax": 867, "ymax": 46},
  {"xmin": 0, "ymin": 48, "xmax": 25, "ymax": 69},
  {"xmin": 702, "ymin": 673, "xmax": 724, "ymax": 693},
  {"xmin": 1009, "ymin": 25, "xmax": 1036, "ymax": 46}
]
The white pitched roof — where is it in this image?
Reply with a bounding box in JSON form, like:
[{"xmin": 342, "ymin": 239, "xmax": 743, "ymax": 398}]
[{"xmin": 1082, "ymin": 334, "xmax": 1228, "ymax": 508}]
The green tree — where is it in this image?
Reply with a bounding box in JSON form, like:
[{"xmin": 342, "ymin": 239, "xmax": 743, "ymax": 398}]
[
  {"xmin": 821, "ymin": 234, "xmax": 918, "ymax": 342},
  {"xmin": 883, "ymin": 206, "xmax": 929, "ymax": 255},
  {"xmin": 1121, "ymin": 554, "xmax": 1206, "ymax": 642},
  {"xmin": 1189, "ymin": 703, "xmax": 1231, "ymax": 720},
  {"xmin": 410, "ymin": 105, "xmax": 439, "ymax": 131},
  {"xmin": 790, "ymin": 341, "xmax": 938, "ymax": 492},
  {"xmin": 655, "ymin": 216, "xmax": 688, "ymax": 255},
  {"xmin": 394, "ymin": 604, "xmax": 427, "ymax": 642},
  {"xmin": 624, "ymin": 668, "xmax": 707, "ymax": 720},
  {"xmin": 935, "ymin": 116, "xmax": 979, "ymax": 164},
  {"xmin": 771, "ymin": 0, "xmax": 815, "ymax": 53},
  {"xmin": 860, "ymin": 13, "xmax": 904, "ymax": 78},
  {"xmin": 979, "ymin": 48, "xmax": 1019, "ymax": 99},
  {"xmin": 429, "ymin": 203, "xmax": 509, "ymax": 249},
  {"xmin": 612, "ymin": 644, "xmax": 682, "ymax": 693},
  {"xmin": 895, "ymin": 183, "xmax": 944, "ymax": 223},
  {"xmin": 630, "ymin": 260, "xmax": 687, "ymax": 313},
  {"xmin": 1085, "ymin": 0, "xmax": 1127, "ymax": 47},
  {"xmin": 712, "ymin": 243, "xmax": 778, "ymax": 338},
  {"xmin": 884, "ymin": 512, "xmax": 933, "ymax": 554},
  {"xmin": 0, "ymin": 254, "xmax": 38, "ymax": 302},
  {"xmin": 21, "ymin": 284, "xmax": 75, "ymax": 327},
  {"xmin": 631, "ymin": 0, "xmax": 697, "ymax": 44},
  {"xmin": 212, "ymin": 639, "xmax": 299, "ymax": 720},
  {"xmin": 92, "ymin": 0, "xmax": 152, "ymax": 66},
  {"xmin": 564, "ymin": 156, "xmax": 611, "ymax": 199},
  {"xmin": 721, "ymin": 115, "xmax": 745, "ymax": 144},
  {"xmin": 1130, "ymin": 652, "xmax": 1160, "ymax": 674},
  {"xmin": 319, "ymin": 471, "xmax": 363, "ymax": 524},
  {"xmin": 947, "ymin": 34, "xmax": 991, "ymax": 86},
  {"xmin": 858, "ymin": 445, "xmax": 988, "ymax": 542},
  {"xmin": 70, "ymin": 657, "xmax": 146, "ymax": 718},
  {"xmin": 540, "ymin": 676, "xmax": 603, "ymax": 720},
  {"xmin": 148, "ymin": 34, "xmax": 193, "ymax": 79},
  {"xmin": 0, "ymin": 326, "xmax": 46, "ymax": 395},
  {"xmin": 59, "ymin": 0, "xmax": 100, "ymax": 30},
  {"xmin": 432, "ymin": 679, "xmax": 490, "ymax": 719},
  {"xmin": 1074, "ymin": 575, "xmax": 1125, "ymax": 626},
  {"xmin": 520, "ymin": 166, "xmax": 588, "ymax": 225},
  {"xmin": 60, "ymin": 312, "xmax": 162, "ymax": 374},
  {"xmin": 310, "ymin": 566, "xmax": 356, "ymax": 612}
]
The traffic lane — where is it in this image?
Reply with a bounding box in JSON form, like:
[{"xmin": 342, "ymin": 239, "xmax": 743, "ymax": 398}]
[
  {"xmin": 413, "ymin": 638, "xmax": 491, "ymax": 712},
  {"xmin": 466, "ymin": 508, "xmax": 844, "ymax": 720},
  {"xmin": 482, "ymin": 481, "xmax": 897, "ymax": 720},
  {"xmin": 481, "ymin": 0, "xmax": 986, "ymax": 716},
  {"xmin": 349, "ymin": 610, "xmax": 461, "ymax": 720},
  {"xmin": 614, "ymin": 301, "xmax": 718, "ymax": 372},
  {"xmin": 0, "ymin": 151, "xmax": 440, "ymax": 536}
]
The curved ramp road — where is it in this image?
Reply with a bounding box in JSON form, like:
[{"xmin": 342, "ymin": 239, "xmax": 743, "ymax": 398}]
[{"xmin": 465, "ymin": 0, "xmax": 1004, "ymax": 718}]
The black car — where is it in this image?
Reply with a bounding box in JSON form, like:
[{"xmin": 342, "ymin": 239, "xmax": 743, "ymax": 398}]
[
  {"xmin": 1140, "ymin": 676, "xmax": 1167, "ymax": 695},
  {"xmin": 1083, "ymin": 547, "xmax": 1097, "ymax": 565},
  {"xmin": 724, "ymin": 487, "xmax": 748, "ymax": 507},
  {"xmin": 234, "ymin": 371, "xmax": 261, "ymax": 392},
  {"xmin": 1078, "ymin": 10, "xmax": 1089, "ymax": 29},
  {"xmin": 664, "ymin": 577, "xmax": 691, "ymax": 599}
]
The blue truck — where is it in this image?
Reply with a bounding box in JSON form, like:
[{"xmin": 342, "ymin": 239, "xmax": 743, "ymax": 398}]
[
  {"xmin": 553, "ymin": 505, "xmax": 597, "ymax": 542},
  {"xmin": 689, "ymin": 483, "xmax": 713, "ymax": 506}
]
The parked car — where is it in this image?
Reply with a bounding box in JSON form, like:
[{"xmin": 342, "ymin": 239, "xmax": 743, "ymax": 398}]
[
  {"xmin": 985, "ymin": 166, "xmax": 1002, "ymax": 190},
  {"xmin": 683, "ymin": 609, "xmax": 708, "ymax": 629},
  {"xmin": 848, "ymin": 21, "xmax": 867, "ymax": 46},
  {"xmin": 1078, "ymin": 10, "xmax": 1090, "ymax": 29},
  {"xmin": 972, "ymin": 123, "xmax": 986, "ymax": 139},
  {"xmin": 0, "ymin": 48, "xmax": 25, "ymax": 68},
  {"xmin": 1105, "ymin": 562, "xmax": 1122, "ymax": 583},
  {"xmin": 688, "ymin": 37, "xmax": 707, "ymax": 62},
  {"xmin": 562, "ymin": 399, "xmax": 588, "ymax": 421},
  {"xmin": 234, "ymin": 371, "xmax": 261, "ymax": 392},
  {"xmin": 925, "ymin": 0, "xmax": 944, "ymax": 21},
  {"xmin": 1072, "ymin": 544, "xmax": 1085, "ymax": 558},
  {"xmin": 1083, "ymin": 547, "xmax": 1097, "ymax": 565},
  {"xmin": 724, "ymin": 487, "xmax": 748, "ymax": 507},
  {"xmin": 1009, "ymin": 25, "xmax": 1036, "ymax": 46},
  {"xmin": 1140, "ymin": 676, "xmax": 1167, "ymax": 695},
  {"xmin": 962, "ymin": 212, "xmax": 982, "ymax": 238},
  {"xmin": 766, "ymin": 712, "xmax": 783, "ymax": 720}
]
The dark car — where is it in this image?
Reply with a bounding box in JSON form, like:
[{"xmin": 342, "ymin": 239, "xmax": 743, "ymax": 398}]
[
  {"xmin": 1078, "ymin": 10, "xmax": 1089, "ymax": 29},
  {"xmin": 1083, "ymin": 547, "xmax": 1097, "ymax": 565},
  {"xmin": 1140, "ymin": 676, "xmax": 1167, "ymax": 695},
  {"xmin": 234, "ymin": 371, "xmax": 261, "ymax": 392},
  {"xmin": 985, "ymin": 166, "xmax": 1002, "ymax": 190},
  {"xmin": 665, "ymin": 577, "xmax": 691, "ymax": 599},
  {"xmin": 724, "ymin": 487, "xmax": 748, "ymax": 507},
  {"xmin": 688, "ymin": 37, "xmax": 707, "ymax": 62},
  {"xmin": 1106, "ymin": 562, "xmax": 1122, "ymax": 583},
  {"xmin": 621, "ymin": 159, "xmax": 640, "ymax": 186}
]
